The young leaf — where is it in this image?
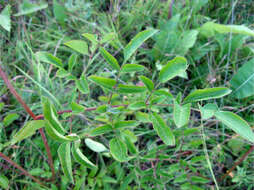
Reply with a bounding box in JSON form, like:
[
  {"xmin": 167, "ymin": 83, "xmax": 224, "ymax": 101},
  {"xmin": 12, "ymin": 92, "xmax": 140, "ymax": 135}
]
[
  {"xmin": 121, "ymin": 64, "xmax": 146, "ymax": 73},
  {"xmin": 71, "ymin": 102, "xmax": 85, "ymax": 113},
  {"xmin": 56, "ymin": 69, "xmax": 69, "ymax": 78},
  {"xmin": 12, "ymin": 120, "xmax": 45, "ymax": 144},
  {"xmin": 183, "ymin": 87, "xmax": 232, "ymax": 104},
  {"xmin": 76, "ymin": 74, "xmax": 89, "ymax": 94},
  {"xmin": 154, "ymin": 89, "xmax": 174, "ymax": 100},
  {"xmin": 215, "ymin": 111, "xmax": 254, "ymax": 142},
  {"xmin": 124, "ymin": 29, "xmax": 159, "ymax": 61},
  {"xmin": 82, "ymin": 33, "xmax": 98, "ymax": 44},
  {"xmin": 199, "ymin": 103, "xmax": 218, "ymax": 120},
  {"xmin": 58, "ymin": 142, "xmax": 74, "ymax": 184},
  {"xmin": 149, "ymin": 112, "xmax": 175, "ymax": 146},
  {"xmin": 14, "ymin": 0, "xmax": 48, "ymax": 16},
  {"xmin": 0, "ymin": 175, "xmax": 9, "ymax": 189},
  {"xmin": 121, "ymin": 134, "xmax": 138, "ymax": 155},
  {"xmin": 136, "ymin": 112, "xmax": 151, "ymax": 123},
  {"xmin": 45, "ymin": 121, "xmax": 72, "ymax": 143},
  {"xmin": 53, "ymin": 0, "xmax": 67, "ymax": 24},
  {"xmin": 99, "ymin": 47, "xmax": 120, "ymax": 71},
  {"xmin": 72, "ymin": 140, "xmax": 97, "ymax": 169},
  {"xmin": 128, "ymin": 101, "xmax": 146, "ymax": 110},
  {"xmin": 114, "ymin": 121, "xmax": 139, "ymax": 129},
  {"xmin": 230, "ymin": 59, "xmax": 254, "ymax": 99},
  {"xmin": 139, "ymin": 76, "xmax": 154, "ymax": 92},
  {"xmin": 0, "ymin": 103, "xmax": 4, "ymax": 112},
  {"xmin": 0, "ymin": 5, "xmax": 11, "ymax": 32},
  {"xmin": 3, "ymin": 113, "xmax": 19, "ymax": 127},
  {"xmin": 159, "ymin": 56, "xmax": 188, "ymax": 83},
  {"xmin": 173, "ymin": 101, "xmax": 191, "ymax": 128},
  {"xmin": 90, "ymin": 124, "xmax": 113, "ymax": 136},
  {"xmin": 118, "ymin": 84, "xmax": 146, "ymax": 94},
  {"xmin": 68, "ymin": 53, "xmax": 78, "ymax": 72},
  {"xmin": 43, "ymin": 98, "xmax": 66, "ymax": 134},
  {"xmin": 109, "ymin": 138, "xmax": 129, "ymax": 162},
  {"xmin": 85, "ymin": 138, "xmax": 108, "ymax": 153},
  {"xmin": 64, "ymin": 40, "xmax": 88, "ymax": 55},
  {"xmin": 200, "ymin": 22, "xmax": 254, "ymax": 37},
  {"xmin": 89, "ymin": 75, "xmax": 116, "ymax": 91},
  {"xmin": 35, "ymin": 51, "xmax": 63, "ymax": 68}
]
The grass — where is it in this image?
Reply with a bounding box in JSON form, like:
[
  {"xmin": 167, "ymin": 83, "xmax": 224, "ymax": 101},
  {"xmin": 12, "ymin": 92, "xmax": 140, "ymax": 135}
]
[{"xmin": 1, "ymin": 0, "xmax": 254, "ymax": 189}]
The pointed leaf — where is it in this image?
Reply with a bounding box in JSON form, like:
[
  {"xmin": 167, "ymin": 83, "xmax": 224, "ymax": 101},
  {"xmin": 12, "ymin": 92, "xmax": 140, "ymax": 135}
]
[
  {"xmin": 53, "ymin": 0, "xmax": 67, "ymax": 23},
  {"xmin": 128, "ymin": 101, "xmax": 146, "ymax": 110},
  {"xmin": 82, "ymin": 33, "xmax": 98, "ymax": 44},
  {"xmin": 89, "ymin": 75, "xmax": 116, "ymax": 91},
  {"xmin": 12, "ymin": 120, "xmax": 45, "ymax": 144},
  {"xmin": 85, "ymin": 138, "xmax": 108, "ymax": 153},
  {"xmin": 3, "ymin": 113, "xmax": 19, "ymax": 127},
  {"xmin": 36, "ymin": 51, "xmax": 63, "ymax": 68},
  {"xmin": 139, "ymin": 76, "xmax": 154, "ymax": 92},
  {"xmin": 124, "ymin": 29, "xmax": 159, "ymax": 61},
  {"xmin": 72, "ymin": 140, "xmax": 97, "ymax": 169},
  {"xmin": 215, "ymin": 111, "xmax": 254, "ymax": 142},
  {"xmin": 90, "ymin": 124, "xmax": 113, "ymax": 136},
  {"xmin": 0, "ymin": 5, "xmax": 11, "ymax": 32},
  {"xmin": 45, "ymin": 121, "xmax": 71, "ymax": 143},
  {"xmin": 121, "ymin": 64, "xmax": 146, "ymax": 73},
  {"xmin": 159, "ymin": 56, "xmax": 188, "ymax": 83},
  {"xmin": 0, "ymin": 175, "xmax": 9, "ymax": 189},
  {"xmin": 71, "ymin": 102, "xmax": 85, "ymax": 113},
  {"xmin": 68, "ymin": 53, "xmax": 78, "ymax": 72},
  {"xmin": 118, "ymin": 84, "xmax": 146, "ymax": 94},
  {"xmin": 114, "ymin": 121, "xmax": 139, "ymax": 129},
  {"xmin": 14, "ymin": 0, "xmax": 48, "ymax": 16},
  {"xmin": 64, "ymin": 40, "xmax": 88, "ymax": 55},
  {"xmin": 173, "ymin": 101, "xmax": 191, "ymax": 128},
  {"xmin": 230, "ymin": 58, "xmax": 254, "ymax": 99},
  {"xmin": 99, "ymin": 47, "xmax": 120, "ymax": 71},
  {"xmin": 149, "ymin": 112, "xmax": 175, "ymax": 146},
  {"xmin": 183, "ymin": 87, "xmax": 232, "ymax": 104},
  {"xmin": 76, "ymin": 74, "xmax": 89, "ymax": 94},
  {"xmin": 58, "ymin": 142, "xmax": 74, "ymax": 183},
  {"xmin": 109, "ymin": 138, "xmax": 128, "ymax": 162},
  {"xmin": 199, "ymin": 103, "xmax": 218, "ymax": 120}
]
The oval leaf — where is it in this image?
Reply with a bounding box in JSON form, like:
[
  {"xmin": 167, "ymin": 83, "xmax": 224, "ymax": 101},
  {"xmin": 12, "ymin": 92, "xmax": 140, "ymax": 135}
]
[
  {"xmin": 118, "ymin": 84, "xmax": 146, "ymax": 94},
  {"xmin": 45, "ymin": 121, "xmax": 72, "ymax": 143},
  {"xmin": 149, "ymin": 112, "xmax": 175, "ymax": 146},
  {"xmin": 35, "ymin": 51, "xmax": 63, "ymax": 68},
  {"xmin": 58, "ymin": 142, "xmax": 74, "ymax": 184},
  {"xmin": 76, "ymin": 74, "xmax": 89, "ymax": 94},
  {"xmin": 90, "ymin": 124, "xmax": 113, "ymax": 136},
  {"xmin": 89, "ymin": 75, "xmax": 116, "ymax": 91},
  {"xmin": 215, "ymin": 111, "xmax": 254, "ymax": 142},
  {"xmin": 124, "ymin": 29, "xmax": 159, "ymax": 61},
  {"xmin": 99, "ymin": 47, "xmax": 120, "ymax": 71},
  {"xmin": 121, "ymin": 64, "xmax": 146, "ymax": 73},
  {"xmin": 109, "ymin": 138, "xmax": 128, "ymax": 162},
  {"xmin": 183, "ymin": 87, "xmax": 232, "ymax": 104},
  {"xmin": 64, "ymin": 40, "xmax": 88, "ymax": 55},
  {"xmin": 114, "ymin": 121, "xmax": 139, "ymax": 129},
  {"xmin": 173, "ymin": 101, "xmax": 191, "ymax": 128},
  {"xmin": 159, "ymin": 56, "xmax": 188, "ymax": 83},
  {"xmin": 139, "ymin": 76, "xmax": 154, "ymax": 92},
  {"xmin": 230, "ymin": 59, "xmax": 254, "ymax": 99},
  {"xmin": 0, "ymin": 175, "xmax": 9, "ymax": 189},
  {"xmin": 85, "ymin": 138, "xmax": 108, "ymax": 153},
  {"xmin": 0, "ymin": 5, "xmax": 11, "ymax": 32}
]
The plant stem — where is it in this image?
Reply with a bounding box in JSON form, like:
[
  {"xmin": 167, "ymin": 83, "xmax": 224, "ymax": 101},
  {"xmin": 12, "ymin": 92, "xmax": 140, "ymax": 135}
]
[
  {"xmin": 0, "ymin": 152, "xmax": 46, "ymax": 187},
  {"xmin": 0, "ymin": 65, "xmax": 55, "ymax": 182}
]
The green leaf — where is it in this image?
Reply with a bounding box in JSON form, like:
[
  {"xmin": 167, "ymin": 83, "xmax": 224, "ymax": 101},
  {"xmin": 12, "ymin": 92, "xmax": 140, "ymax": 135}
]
[
  {"xmin": 53, "ymin": 0, "xmax": 67, "ymax": 24},
  {"xmin": 99, "ymin": 47, "xmax": 120, "ymax": 71},
  {"xmin": 35, "ymin": 51, "xmax": 63, "ymax": 68},
  {"xmin": 0, "ymin": 5, "xmax": 11, "ymax": 32},
  {"xmin": 154, "ymin": 89, "xmax": 174, "ymax": 99},
  {"xmin": 71, "ymin": 102, "xmax": 85, "ymax": 113},
  {"xmin": 183, "ymin": 87, "xmax": 232, "ymax": 104},
  {"xmin": 82, "ymin": 33, "xmax": 98, "ymax": 44},
  {"xmin": 139, "ymin": 76, "xmax": 154, "ymax": 92},
  {"xmin": 56, "ymin": 69, "xmax": 69, "ymax": 78},
  {"xmin": 230, "ymin": 59, "xmax": 254, "ymax": 99},
  {"xmin": 109, "ymin": 138, "xmax": 128, "ymax": 162},
  {"xmin": 12, "ymin": 120, "xmax": 45, "ymax": 144},
  {"xmin": 42, "ymin": 97, "xmax": 66, "ymax": 134},
  {"xmin": 173, "ymin": 101, "xmax": 191, "ymax": 128},
  {"xmin": 136, "ymin": 112, "xmax": 151, "ymax": 123},
  {"xmin": 3, "ymin": 113, "xmax": 19, "ymax": 127},
  {"xmin": 149, "ymin": 112, "xmax": 175, "ymax": 146},
  {"xmin": 0, "ymin": 102, "xmax": 4, "ymax": 112},
  {"xmin": 199, "ymin": 103, "xmax": 218, "ymax": 120},
  {"xmin": 118, "ymin": 84, "xmax": 146, "ymax": 94},
  {"xmin": 72, "ymin": 140, "xmax": 97, "ymax": 169},
  {"xmin": 0, "ymin": 175, "xmax": 9, "ymax": 189},
  {"xmin": 90, "ymin": 124, "xmax": 113, "ymax": 136},
  {"xmin": 114, "ymin": 121, "xmax": 139, "ymax": 129},
  {"xmin": 14, "ymin": 0, "xmax": 48, "ymax": 16},
  {"xmin": 124, "ymin": 29, "xmax": 159, "ymax": 61},
  {"xmin": 76, "ymin": 74, "xmax": 89, "ymax": 94},
  {"xmin": 190, "ymin": 176, "xmax": 210, "ymax": 184},
  {"xmin": 58, "ymin": 142, "xmax": 74, "ymax": 184},
  {"xmin": 68, "ymin": 53, "xmax": 78, "ymax": 72},
  {"xmin": 200, "ymin": 22, "xmax": 254, "ymax": 37},
  {"xmin": 122, "ymin": 134, "xmax": 138, "ymax": 155},
  {"xmin": 45, "ymin": 121, "xmax": 72, "ymax": 143},
  {"xmin": 89, "ymin": 75, "xmax": 116, "ymax": 91},
  {"xmin": 215, "ymin": 111, "xmax": 254, "ymax": 142},
  {"xmin": 85, "ymin": 138, "xmax": 108, "ymax": 153},
  {"xmin": 64, "ymin": 40, "xmax": 88, "ymax": 55},
  {"xmin": 159, "ymin": 56, "xmax": 188, "ymax": 83},
  {"xmin": 128, "ymin": 101, "xmax": 146, "ymax": 110},
  {"xmin": 121, "ymin": 64, "xmax": 146, "ymax": 73}
]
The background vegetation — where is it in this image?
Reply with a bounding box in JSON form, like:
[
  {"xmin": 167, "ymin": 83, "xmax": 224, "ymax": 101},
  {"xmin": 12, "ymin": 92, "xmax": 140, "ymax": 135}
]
[{"xmin": 0, "ymin": 0, "xmax": 254, "ymax": 189}]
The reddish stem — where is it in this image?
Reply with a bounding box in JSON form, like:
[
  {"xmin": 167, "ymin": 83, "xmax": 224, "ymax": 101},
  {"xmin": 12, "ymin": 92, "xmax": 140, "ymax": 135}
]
[
  {"xmin": 0, "ymin": 65, "xmax": 55, "ymax": 182},
  {"xmin": 0, "ymin": 152, "xmax": 46, "ymax": 187}
]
